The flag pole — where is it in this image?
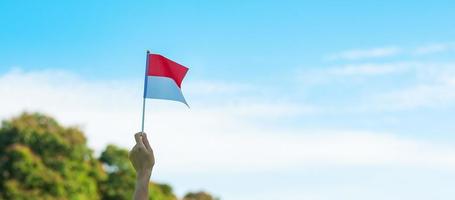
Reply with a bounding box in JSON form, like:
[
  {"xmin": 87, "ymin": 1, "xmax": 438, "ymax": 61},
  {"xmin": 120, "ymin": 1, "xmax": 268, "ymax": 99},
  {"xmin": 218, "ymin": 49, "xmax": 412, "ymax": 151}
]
[{"xmin": 141, "ymin": 50, "xmax": 150, "ymax": 132}]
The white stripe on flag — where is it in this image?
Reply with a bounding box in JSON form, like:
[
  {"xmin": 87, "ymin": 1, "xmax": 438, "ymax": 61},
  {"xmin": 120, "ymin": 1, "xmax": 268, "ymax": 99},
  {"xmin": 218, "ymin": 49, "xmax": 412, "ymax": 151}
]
[{"xmin": 144, "ymin": 76, "xmax": 187, "ymax": 105}]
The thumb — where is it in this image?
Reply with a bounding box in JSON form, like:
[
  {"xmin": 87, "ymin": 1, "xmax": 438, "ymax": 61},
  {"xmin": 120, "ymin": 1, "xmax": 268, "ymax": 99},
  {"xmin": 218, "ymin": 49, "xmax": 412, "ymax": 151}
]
[{"xmin": 134, "ymin": 132, "xmax": 145, "ymax": 147}]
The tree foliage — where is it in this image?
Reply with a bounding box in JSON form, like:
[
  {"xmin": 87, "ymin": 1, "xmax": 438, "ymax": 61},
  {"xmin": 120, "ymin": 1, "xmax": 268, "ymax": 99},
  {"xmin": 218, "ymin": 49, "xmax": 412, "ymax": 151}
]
[
  {"xmin": 0, "ymin": 113, "xmax": 104, "ymax": 200},
  {"xmin": 183, "ymin": 191, "xmax": 219, "ymax": 200},
  {"xmin": 99, "ymin": 145, "xmax": 177, "ymax": 200},
  {"xmin": 0, "ymin": 113, "xmax": 198, "ymax": 200}
]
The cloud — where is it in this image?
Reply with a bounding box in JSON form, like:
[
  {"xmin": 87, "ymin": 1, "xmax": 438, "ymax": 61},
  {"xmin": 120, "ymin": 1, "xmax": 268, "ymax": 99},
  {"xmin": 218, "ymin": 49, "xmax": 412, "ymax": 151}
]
[
  {"xmin": 373, "ymin": 79, "xmax": 455, "ymax": 110},
  {"xmin": 185, "ymin": 80, "xmax": 252, "ymax": 95},
  {"xmin": 326, "ymin": 42, "xmax": 455, "ymax": 62},
  {"xmin": 297, "ymin": 61, "xmax": 417, "ymax": 86},
  {"xmin": 413, "ymin": 43, "xmax": 453, "ymax": 55},
  {"xmin": 1, "ymin": 68, "xmax": 455, "ymax": 175},
  {"xmin": 327, "ymin": 47, "xmax": 402, "ymax": 61},
  {"xmin": 298, "ymin": 53, "xmax": 455, "ymax": 110},
  {"xmin": 329, "ymin": 62, "xmax": 414, "ymax": 76},
  {"xmin": 360, "ymin": 62, "xmax": 455, "ymax": 110}
]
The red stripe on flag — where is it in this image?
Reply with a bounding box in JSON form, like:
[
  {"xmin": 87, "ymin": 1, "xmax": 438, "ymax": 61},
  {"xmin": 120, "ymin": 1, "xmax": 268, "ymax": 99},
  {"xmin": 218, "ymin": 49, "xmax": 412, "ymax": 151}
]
[{"xmin": 147, "ymin": 54, "xmax": 188, "ymax": 88}]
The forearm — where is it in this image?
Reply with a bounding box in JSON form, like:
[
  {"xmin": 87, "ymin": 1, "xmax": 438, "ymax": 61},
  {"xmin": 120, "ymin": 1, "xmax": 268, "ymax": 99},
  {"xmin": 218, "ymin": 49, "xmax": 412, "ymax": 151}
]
[{"xmin": 133, "ymin": 170, "xmax": 152, "ymax": 200}]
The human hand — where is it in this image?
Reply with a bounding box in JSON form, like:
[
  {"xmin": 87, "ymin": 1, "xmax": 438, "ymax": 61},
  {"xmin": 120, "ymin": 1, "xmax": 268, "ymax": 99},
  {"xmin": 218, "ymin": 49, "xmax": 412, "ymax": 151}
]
[
  {"xmin": 129, "ymin": 132, "xmax": 155, "ymax": 177},
  {"xmin": 130, "ymin": 132, "xmax": 155, "ymax": 200}
]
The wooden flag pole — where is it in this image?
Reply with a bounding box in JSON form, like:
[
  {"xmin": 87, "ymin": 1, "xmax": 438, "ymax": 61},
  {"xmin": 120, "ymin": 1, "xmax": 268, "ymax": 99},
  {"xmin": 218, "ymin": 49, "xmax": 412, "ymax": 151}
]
[{"xmin": 141, "ymin": 50, "xmax": 150, "ymax": 132}]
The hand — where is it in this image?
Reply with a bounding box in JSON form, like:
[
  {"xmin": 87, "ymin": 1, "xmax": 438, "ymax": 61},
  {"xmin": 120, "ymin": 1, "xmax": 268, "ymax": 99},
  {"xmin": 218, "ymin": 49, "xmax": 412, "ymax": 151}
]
[
  {"xmin": 129, "ymin": 132, "xmax": 155, "ymax": 176},
  {"xmin": 130, "ymin": 132, "xmax": 155, "ymax": 200}
]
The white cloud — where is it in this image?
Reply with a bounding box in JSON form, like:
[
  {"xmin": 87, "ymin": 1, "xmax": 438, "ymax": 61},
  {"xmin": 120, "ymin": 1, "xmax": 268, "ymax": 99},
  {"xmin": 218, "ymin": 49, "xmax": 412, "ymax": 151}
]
[
  {"xmin": 327, "ymin": 47, "xmax": 401, "ymax": 61},
  {"xmin": 185, "ymin": 80, "xmax": 252, "ymax": 95},
  {"xmin": 297, "ymin": 58, "xmax": 455, "ymax": 110},
  {"xmin": 1, "ymin": 69, "xmax": 455, "ymax": 174},
  {"xmin": 4, "ymin": 68, "xmax": 455, "ymax": 200},
  {"xmin": 363, "ymin": 62, "xmax": 455, "ymax": 110},
  {"xmin": 298, "ymin": 61, "xmax": 417, "ymax": 86},
  {"xmin": 373, "ymin": 81, "xmax": 455, "ymax": 110},
  {"xmin": 414, "ymin": 43, "xmax": 453, "ymax": 55},
  {"xmin": 326, "ymin": 42, "xmax": 455, "ymax": 61},
  {"xmin": 329, "ymin": 62, "xmax": 414, "ymax": 76}
]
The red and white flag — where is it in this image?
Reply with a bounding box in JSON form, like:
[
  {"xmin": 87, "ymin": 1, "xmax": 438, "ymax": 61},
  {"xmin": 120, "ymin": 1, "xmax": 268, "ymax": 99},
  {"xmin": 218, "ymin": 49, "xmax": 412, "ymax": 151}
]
[{"xmin": 143, "ymin": 53, "xmax": 189, "ymax": 106}]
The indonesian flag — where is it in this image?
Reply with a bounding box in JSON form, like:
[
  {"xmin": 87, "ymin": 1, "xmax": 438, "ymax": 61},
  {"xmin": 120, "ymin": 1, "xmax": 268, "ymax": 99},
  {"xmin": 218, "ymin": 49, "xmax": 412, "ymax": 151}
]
[{"xmin": 144, "ymin": 53, "xmax": 189, "ymax": 105}]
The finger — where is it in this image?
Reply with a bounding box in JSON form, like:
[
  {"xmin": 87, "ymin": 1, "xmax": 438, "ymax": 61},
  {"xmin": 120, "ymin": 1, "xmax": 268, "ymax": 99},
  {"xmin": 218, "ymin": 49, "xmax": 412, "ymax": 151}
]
[
  {"xmin": 142, "ymin": 133, "xmax": 152, "ymax": 151},
  {"xmin": 134, "ymin": 132, "xmax": 145, "ymax": 147}
]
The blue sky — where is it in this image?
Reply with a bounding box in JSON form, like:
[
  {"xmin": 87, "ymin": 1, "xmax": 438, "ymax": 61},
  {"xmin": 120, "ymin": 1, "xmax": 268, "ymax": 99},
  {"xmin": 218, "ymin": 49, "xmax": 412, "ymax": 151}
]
[
  {"xmin": 2, "ymin": 0, "xmax": 454, "ymax": 79},
  {"xmin": 1, "ymin": 0, "xmax": 455, "ymax": 199}
]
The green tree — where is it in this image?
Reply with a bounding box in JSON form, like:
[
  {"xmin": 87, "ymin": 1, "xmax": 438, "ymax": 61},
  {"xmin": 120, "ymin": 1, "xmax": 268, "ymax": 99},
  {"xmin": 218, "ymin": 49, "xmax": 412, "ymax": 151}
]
[
  {"xmin": 0, "ymin": 112, "xmax": 216, "ymax": 200},
  {"xmin": 99, "ymin": 145, "xmax": 177, "ymax": 200},
  {"xmin": 183, "ymin": 191, "xmax": 219, "ymax": 200},
  {"xmin": 98, "ymin": 145, "xmax": 135, "ymax": 200},
  {"xmin": 0, "ymin": 113, "xmax": 105, "ymax": 200}
]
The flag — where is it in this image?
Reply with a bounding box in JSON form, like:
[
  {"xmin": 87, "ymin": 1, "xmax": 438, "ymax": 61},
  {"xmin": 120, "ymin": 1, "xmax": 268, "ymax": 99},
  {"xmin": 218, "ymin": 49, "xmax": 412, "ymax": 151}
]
[{"xmin": 143, "ymin": 53, "xmax": 189, "ymax": 105}]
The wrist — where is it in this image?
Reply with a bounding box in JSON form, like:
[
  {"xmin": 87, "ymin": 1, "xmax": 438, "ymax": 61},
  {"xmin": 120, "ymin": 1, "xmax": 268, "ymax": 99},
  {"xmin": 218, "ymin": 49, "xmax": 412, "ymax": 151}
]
[{"xmin": 136, "ymin": 169, "xmax": 152, "ymax": 182}]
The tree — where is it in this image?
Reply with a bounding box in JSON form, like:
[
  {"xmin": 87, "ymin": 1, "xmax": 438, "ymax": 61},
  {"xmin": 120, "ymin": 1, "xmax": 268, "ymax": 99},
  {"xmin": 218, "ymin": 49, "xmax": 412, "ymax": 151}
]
[
  {"xmin": 183, "ymin": 191, "xmax": 219, "ymax": 200},
  {"xmin": 0, "ymin": 112, "xmax": 215, "ymax": 200},
  {"xmin": 99, "ymin": 145, "xmax": 177, "ymax": 200},
  {"xmin": 98, "ymin": 145, "xmax": 135, "ymax": 200},
  {"xmin": 0, "ymin": 113, "xmax": 105, "ymax": 200}
]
